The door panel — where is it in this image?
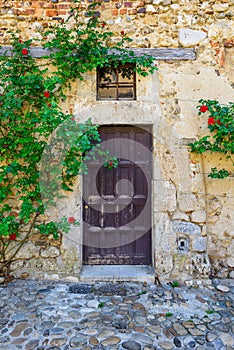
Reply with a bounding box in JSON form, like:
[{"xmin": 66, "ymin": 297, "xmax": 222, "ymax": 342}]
[{"xmin": 83, "ymin": 125, "xmax": 152, "ymax": 265}]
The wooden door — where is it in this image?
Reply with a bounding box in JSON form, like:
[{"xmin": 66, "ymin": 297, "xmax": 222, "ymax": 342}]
[{"xmin": 83, "ymin": 125, "xmax": 152, "ymax": 265}]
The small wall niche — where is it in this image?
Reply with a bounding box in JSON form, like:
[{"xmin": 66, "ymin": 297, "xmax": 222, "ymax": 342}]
[{"xmin": 177, "ymin": 236, "xmax": 189, "ymax": 253}]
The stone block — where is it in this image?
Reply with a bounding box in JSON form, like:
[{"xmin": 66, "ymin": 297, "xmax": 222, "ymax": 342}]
[
  {"xmin": 191, "ymin": 253, "xmax": 211, "ymax": 277},
  {"xmin": 172, "ymin": 210, "xmax": 190, "ymax": 221},
  {"xmin": 14, "ymin": 241, "xmax": 40, "ymax": 260},
  {"xmin": 173, "ymin": 221, "xmax": 201, "ymax": 235},
  {"xmin": 154, "ymin": 180, "xmax": 176, "ymax": 212},
  {"xmin": 191, "ymin": 210, "xmax": 206, "ymax": 223},
  {"xmin": 213, "ymin": 4, "xmax": 229, "ymax": 12},
  {"xmin": 146, "ymin": 5, "xmax": 157, "ymax": 13},
  {"xmin": 192, "ymin": 237, "xmax": 207, "ymax": 252},
  {"xmin": 40, "ymin": 246, "xmax": 60, "ymax": 258},
  {"xmin": 178, "ymin": 28, "xmax": 207, "ymax": 47},
  {"xmin": 226, "ymin": 257, "xmax": 234, "ymax": 267},
  {"xmin": 178, "ymin": 193, "xmax": 197, "ymax": 212}
]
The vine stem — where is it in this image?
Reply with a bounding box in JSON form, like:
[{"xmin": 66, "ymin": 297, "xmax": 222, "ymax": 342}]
[{"xmin": 0, "ymin": 212, "xmax": 40, "ymax": 272}]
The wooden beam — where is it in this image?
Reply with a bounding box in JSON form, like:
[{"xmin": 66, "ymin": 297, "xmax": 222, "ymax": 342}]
[
  {"xmin": 131, "ymin": 48, "xmax": 196, "ymax": 60},
  {"xmin": 0, "ymin": 46, "xmax": 196, "ymax": 60}
]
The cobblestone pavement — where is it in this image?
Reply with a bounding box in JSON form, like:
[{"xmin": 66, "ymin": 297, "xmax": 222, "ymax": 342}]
[{"xmin": 0, "ymin": 279, "xmax": 233, "ymax": 350}]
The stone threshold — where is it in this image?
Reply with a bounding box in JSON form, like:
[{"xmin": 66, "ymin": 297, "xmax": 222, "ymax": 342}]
[{"xmin": 80, "ymin": 265, "xmax": 155, "ymax": 283}]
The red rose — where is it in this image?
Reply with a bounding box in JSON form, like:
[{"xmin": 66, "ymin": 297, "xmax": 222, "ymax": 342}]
[
  {"xmin": 44, "ymin": 91, "xmax": 50, "ymax": 98},
  {"xmin": 9, "ymin": 212, "xmax": 18, "ymax": 217},
  {"xmin": 101, "ymin": 22, "xmax": 106, "ymax": 27},
  {"xmin": 109, "ymin": 161, "xmax": 113, "ymax": 167},
  {"xmin": 18, "ymin": 39, "xmax": 22, "ymax": 43},
  {"xmin": 61, "ymin": 19, "xmax": 64, "ymax": 23},
  {"xmin": 47, "ymin": 103, "xmax": 51, "ymax": 107},
  {"xmin": 68, "ymin": 216, "xmax": 75, "ymax": 224},
  {"xmin": 121, "ymin": 30, "xmax": 125, "ymax": 36},
  {"xmin": 217, "ymin": 119, "xmax": 222, "ymax": 125},
  {"xmin": 208, "ymin": 117, "xmax": 215, "ymax": 125},
  {"xmin": 199, "ymin": 105, "xmax": 208, "ymax": 113},
  {"xmin": 9, "ymin": 233, "xmax": 17, "ymax": 241},
  {"xmin": 22, "ymin": 48, "xmax": 28, "ymax": 55}
]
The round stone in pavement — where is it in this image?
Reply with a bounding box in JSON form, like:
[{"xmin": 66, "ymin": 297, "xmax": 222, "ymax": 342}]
[
  {"xmin": 101, "ymin": 336, "xmax": 121, "ymax": 346},
  {"xmin": 158, "ymin": 341, "xmax": 173, "ymax": 350},
  {"xmin": 69, "ymin": 335, "xmax": 86, "ymax": 347},
  {"xmin": 25, "ymin": 339, "xmax": 40, "ymax": 350},
  {"xmin": 220, "ymin": 333, "xmax": 234, "ymax": 346},
  {"xmin": 216, "ymin": 285, "xmax": 230, "ymax": 293},
  {"xmin": 49, "ymin": 338, "xmax": 67, "ymax": 347},
  {"xmin": 122, "ymin": 340, "xmax": 141, "ymax": 350},
  {"xmin": 183, "ymin": 336, "xmax": 196, "ymax": 348},
  {"xmin": 97, "ymin": 283, "xmax": 126, "ymax": 296},
  {"xmin": 173, "ymin": 337, "xmax": 182, "ymax": 347},
  {"xmin": 206, "ymin": 332, "xmax": 217, "ymax": 342}
]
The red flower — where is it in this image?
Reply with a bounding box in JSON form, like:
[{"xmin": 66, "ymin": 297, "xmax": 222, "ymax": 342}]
[
  {"xmin": 121, "ymin": 30, "xmax": 125, "ymax": 36},
  {"xmin": 47, "ymin": 103, "xmax": 51, "ymax": 107},
  {"xmin": 101, "ymin": 22, "xmax": 106, "ymax": 27},
  {"xmin": 109, "ymin": 161, "xmax": 113, "ymax": 167},
  {"xmin": 68, "ymin": 216, "xmax": 75, "ymax": 224},
  {"xmin": 44, "ymin": 91, "xmax": 50, "ymax": 98},
  {"xmin": 18, "ymin": 39, "xmax": 22, "ymax": 43},
  {"xmin": 9, "ymin": 212, "xmax": 18, "ymax": 217},
  {"xmin": 199, "ymin": 105, "xmax": 208, "ymax": 113},
  {"xmin": 22, "ymin": 48, "xmax": 28, "ymax": 55},
  {"xmin": 208, "ymin": 117, "xmax": 215, "ymax": 125},
  {"xmin": 61, "ymin": 19, "xmax": 64, "ymax": 23},
  {"xmin": 9, "ymin": 234, "xmax": 17, "ymax": 241},
  {"xmin": 217, "ymin": 119, "xmax": 222, "ymax": 125}
]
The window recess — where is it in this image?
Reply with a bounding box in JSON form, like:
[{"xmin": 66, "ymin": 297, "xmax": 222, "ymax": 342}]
[{"xmin": 97, "ymin": 63, "xmax": 136, "ymax": 101}]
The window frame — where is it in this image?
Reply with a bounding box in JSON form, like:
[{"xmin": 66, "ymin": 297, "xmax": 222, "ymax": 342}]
[{"xmin": 96, "ymin": 63, "xmax": 136, "ymax": 101}]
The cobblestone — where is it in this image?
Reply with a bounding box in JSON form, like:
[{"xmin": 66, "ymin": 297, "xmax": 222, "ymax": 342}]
[{"xmin": 0, "ymin": 279, "xmax": 233, "ymax": 349}]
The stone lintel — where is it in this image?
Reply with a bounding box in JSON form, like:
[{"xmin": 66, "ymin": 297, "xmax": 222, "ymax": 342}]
[{"xmin": 0, "ymin": 46, "xmax": 196, "ymax": 60}]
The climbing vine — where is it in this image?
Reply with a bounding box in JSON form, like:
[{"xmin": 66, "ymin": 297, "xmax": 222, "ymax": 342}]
[
  {"xmin": 190, "ymin": 99, "xmax": 234, "ymax": 178},
  {"xmin": 0, "ymin": 0, "xmax": 157, "ymax": 279}
]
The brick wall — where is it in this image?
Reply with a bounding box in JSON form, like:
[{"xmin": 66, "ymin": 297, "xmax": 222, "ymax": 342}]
[{"xmin": 0, "ymin": 0, "xmax": 233, "ymax": 50}]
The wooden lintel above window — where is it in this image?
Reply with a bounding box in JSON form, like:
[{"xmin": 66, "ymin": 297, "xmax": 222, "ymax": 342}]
[{"xmin": 0, "ymin": 46, "xmax": 196, "ymax": 60}]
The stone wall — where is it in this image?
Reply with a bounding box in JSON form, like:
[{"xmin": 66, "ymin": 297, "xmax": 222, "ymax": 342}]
[{"xmin": 1, "ymin": 0, "xmax": 233, "ymax": 281}]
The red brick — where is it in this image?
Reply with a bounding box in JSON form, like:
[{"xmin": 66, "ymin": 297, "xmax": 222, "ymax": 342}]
[
  {"xmin": 57, "ymin": 4, "xmax": 70, "ymax": 10},
  {"xmin": 111, "ymin": 9, "xmax": 119, "ymax": 16},
  {"xmin": 219, "ymin": 48, "xmax": 225, "ymax": 67},
  {"xmin": 124, "ymin": 2, "xmax": 132, "ymax": 7},
  {"xmin": 205, "ymin": 9, "xmax": 214, "ymax": 14},
  {"xmin": 30, "ymin": 2, "xmax": 45, "ymax": 9},
  {"xmin": 43, "ymin": 3, "xmax": 54, "ymax": 9},
  {"xmin": 26, "ymin": 8, "xmax": 35, "ymax": 15},
  {"xmin": 57, "ymin": 10, "xmax": 67, "ymax": 15},
  {"xmin": 45, "ymin": 9, "xmax": 58, "ymax": 17}
]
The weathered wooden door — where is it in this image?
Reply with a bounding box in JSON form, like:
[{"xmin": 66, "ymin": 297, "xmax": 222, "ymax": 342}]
[{"xmin": 83, "ymin": 125, "xmax": 152, "ymax": 265}]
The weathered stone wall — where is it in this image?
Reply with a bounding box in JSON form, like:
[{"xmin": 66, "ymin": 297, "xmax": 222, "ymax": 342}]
[{"xmin": 1, "ymin": 0, "xmax": 233, "ymax": 281}]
